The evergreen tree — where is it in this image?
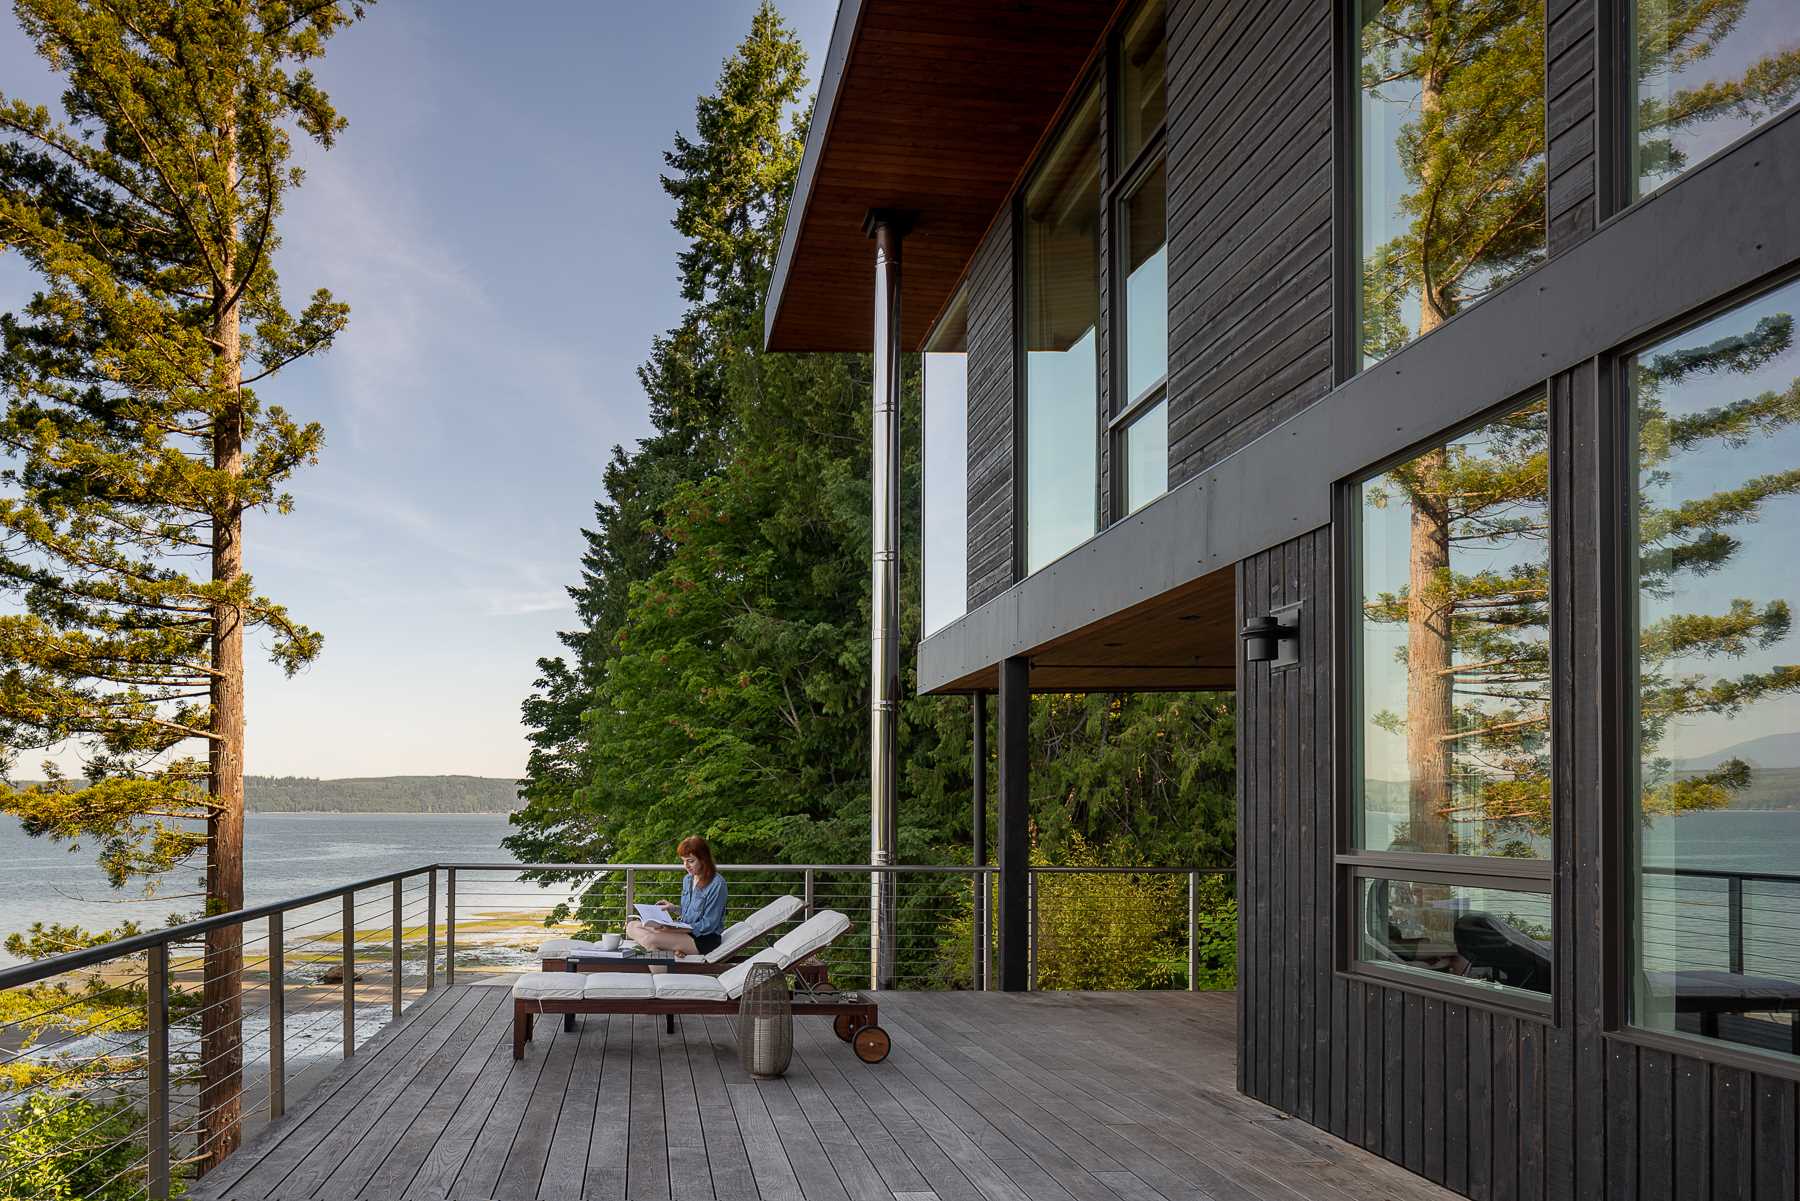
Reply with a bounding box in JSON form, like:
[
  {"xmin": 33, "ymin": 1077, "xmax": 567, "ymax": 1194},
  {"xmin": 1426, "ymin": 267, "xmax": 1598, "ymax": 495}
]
[{"xmin": 0, "ymin": 0, "xmax": 365, "ymax": 1165}]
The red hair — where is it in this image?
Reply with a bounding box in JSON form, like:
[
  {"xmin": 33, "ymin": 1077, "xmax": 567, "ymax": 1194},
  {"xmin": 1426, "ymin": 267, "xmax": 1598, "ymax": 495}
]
[{"xmin": 677, "ymin": 836, "xmax": 716, "ymax": 887}]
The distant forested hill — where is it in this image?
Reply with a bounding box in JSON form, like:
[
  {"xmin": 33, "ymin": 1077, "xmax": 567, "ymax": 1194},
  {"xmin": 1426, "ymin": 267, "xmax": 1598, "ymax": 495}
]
[{"xmin": 245, "ymin": 775, "xmax": 517, "ymax": 813}]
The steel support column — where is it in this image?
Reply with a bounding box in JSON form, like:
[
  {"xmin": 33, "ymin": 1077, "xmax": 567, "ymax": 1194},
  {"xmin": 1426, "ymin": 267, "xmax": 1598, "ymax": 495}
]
[
  {"xmin": 866, "ymin": 209, "xmax": 910, "ymax": 991},
  {"xmin": 997, "ymin": 656, "xmax": 1030, "ymax": 990}
]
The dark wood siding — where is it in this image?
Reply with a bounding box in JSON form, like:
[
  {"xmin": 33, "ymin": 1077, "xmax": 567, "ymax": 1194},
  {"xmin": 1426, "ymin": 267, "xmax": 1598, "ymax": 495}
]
[
  {"xmin": 1546, "ymin": 0, "xmax": 1600, "ymax": 253},
  {"xmin": 1164, "ymin": 0, "xmax": 1335, "ymax": 486},
  {"xmin": 1238, "ymin": 371, "xmax": 1800, "ymax": 1195},
  {"xmin": 965, "ymin": 215, "xmax": 1015, "ymax": 610}
]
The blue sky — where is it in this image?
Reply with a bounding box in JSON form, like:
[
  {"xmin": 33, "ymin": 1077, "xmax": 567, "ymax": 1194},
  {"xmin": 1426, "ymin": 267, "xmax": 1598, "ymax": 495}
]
[{"xmin": 0, "ymin": 1, "xmax": 839, "ymax": 779}]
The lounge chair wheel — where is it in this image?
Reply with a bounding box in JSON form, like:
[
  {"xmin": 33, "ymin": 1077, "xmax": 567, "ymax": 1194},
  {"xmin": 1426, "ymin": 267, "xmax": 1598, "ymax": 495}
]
[
  {"xmin": 852, "ymin": 1025, "xmax": 890, "ymax": 1064},
  {"xmin": 833, "ymin": 1013, "xmax": 861, "ymax": 1042}
]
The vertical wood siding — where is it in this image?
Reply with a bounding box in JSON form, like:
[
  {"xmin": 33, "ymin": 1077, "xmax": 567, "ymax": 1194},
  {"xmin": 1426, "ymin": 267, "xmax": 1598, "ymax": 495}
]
[
  {"xmin": 1165, "ymin": 0, "xmax": 1336, "ymax": 486},
  {"xmin": 1239, "ymin": 443, "xmax": 1800, "ymax": 1198},
  {"xmin": 1546, "ymin": 0, "xmax": 1600, "ymax": 252},
  {"xmin": 964, "ymin": 215, "xmax": 1015, "ymax": 610}
]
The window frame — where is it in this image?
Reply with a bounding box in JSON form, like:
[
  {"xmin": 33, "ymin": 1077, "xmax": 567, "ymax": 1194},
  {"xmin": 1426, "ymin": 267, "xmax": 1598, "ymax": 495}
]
[
  {"xmin": 1331, "ymin": 391, "xmax": 1558, "ymax": 1017},
  {"xmin": 1105, "ymin": 1, "xmax": 1169, "ymax": 522},
  {"xmin": 920, "ymin": 285, "xmax": 972, "ymax": 638},
  {"xmin": 1608, "ymin": 267, "xmax": 1800, "ymax": 1077}
]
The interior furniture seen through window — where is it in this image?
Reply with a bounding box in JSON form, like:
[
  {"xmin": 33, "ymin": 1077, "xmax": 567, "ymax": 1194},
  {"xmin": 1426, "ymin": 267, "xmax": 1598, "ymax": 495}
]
[
  {"xmin": 1353, "ymin": 0, "xmax": 1547, "ymax": 367},
  {"xmin": 1021, "ymin": 85, "xmax": 1101, "ymax": 575},
  {"xmin": 1630, "ymin": 273, "xmax": 1800, "ymax": 1061},
  {"xmin": 1629, "ymin": 0, "xmax": 1800, "ymax": 201},
  {"xmin": 1348, "ymin": 394, "xmax": 1553, "ymax": 1000},
  {"xmin": 922, "ymin": 289, "xmax": 969, "ymax": 637},
  {"xmin": 1113, "ymin": 0, "xmax": 1168, "ymax": 516}
]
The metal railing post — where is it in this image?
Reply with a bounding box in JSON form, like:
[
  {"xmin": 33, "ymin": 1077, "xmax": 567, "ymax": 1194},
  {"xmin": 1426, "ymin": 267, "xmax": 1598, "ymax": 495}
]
[
  {"xmin": 804, "ymin": 868, "xmax": 815, "ymax": 919},
  {"xmin": 269, "ymin": 912, "xmax": 285, "ymax": 1120},
  {"xmin": 1729, "ymin": 875, "xmax": 1746, "ymax": 974},
  {"xmin": 343, "ymin": 890, "xmax": 356, "ymax": 1057},
  {"xmin": 446, "ymin": 868, "xmax": 457, "ymax": 987},
  {"xmin": 147, "ymin": 942, "xmax": 170, "ymax": 1200},
  {"xmin": 392, "ymin": 878, "xmax": 404, "ymax": 1020},
  {"xmin": 1027, "ymin": 871, "xmax": 1038, "ymax": 992},
  {"xmin": 971, "ymin": 871, "xmax": 981, "ymax": 987},
  {"xmin": 624, "ymin": 867, "xmax": 636, "ymax": 922},
  {"xmin": 981, "ymin": 873, "xmax": 994, "ymax": 991},
  {"xmin": 426, "ymin": 869, "xmax": 437, "ymax": 992},
  {"xmin": 1188, "ymin": 870, "xmax": 1201, "ymax": 992}
]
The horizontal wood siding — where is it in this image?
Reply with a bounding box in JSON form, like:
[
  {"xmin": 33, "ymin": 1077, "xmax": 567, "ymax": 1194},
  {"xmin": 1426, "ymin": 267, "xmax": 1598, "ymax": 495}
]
[
  {"xmin": 1546, "ymin": 0, "xmax": 1599, "ymax": 253},
  {"xmin": 965, "ymin": 215, "xmax": 1015, "ymax": 610},
  {"xmin": 1165, "ymin": 0, "xmax": 1335, "ymax": 487}
]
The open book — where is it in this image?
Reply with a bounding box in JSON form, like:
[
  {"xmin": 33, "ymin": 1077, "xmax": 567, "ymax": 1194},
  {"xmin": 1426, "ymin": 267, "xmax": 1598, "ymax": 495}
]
[{"xmin": 633, "ymin": 902, "xmax": 692, "ymax": 930}]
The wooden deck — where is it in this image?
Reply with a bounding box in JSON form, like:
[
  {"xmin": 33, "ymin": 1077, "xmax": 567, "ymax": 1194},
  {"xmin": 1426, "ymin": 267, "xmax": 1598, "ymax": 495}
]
[{"xmin": 193, "ymin": 979, "xmax": 1459, "ymax": 1201}]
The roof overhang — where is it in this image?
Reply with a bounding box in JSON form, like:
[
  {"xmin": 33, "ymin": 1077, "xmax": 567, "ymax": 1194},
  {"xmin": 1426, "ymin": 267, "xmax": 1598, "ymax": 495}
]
[{"xmin": 764, "ymin": 0, "xmax": 1117, "ymax": 352}]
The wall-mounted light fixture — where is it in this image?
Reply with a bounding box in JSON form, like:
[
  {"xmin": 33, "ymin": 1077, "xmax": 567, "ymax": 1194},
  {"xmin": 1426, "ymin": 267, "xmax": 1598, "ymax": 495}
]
[{"xmin": 1240, "ymin": 602, "xmax": 1302, "ymax": 670}]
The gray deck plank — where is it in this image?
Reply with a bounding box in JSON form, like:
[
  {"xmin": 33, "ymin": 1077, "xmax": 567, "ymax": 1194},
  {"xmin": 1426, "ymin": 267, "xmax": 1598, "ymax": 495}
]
[
  {"xmin": 359, "ymin": 991, "xmax": 520, "ymax": 1197},
  {"xmin": 208, "ymin": 983, "xmax": 484, "ymax": 1200},
  {"xmin": 493, "ymin": 1001, "xmax": 587, "ymax": 1200},
  {"xmin": 194, "ymin": 988, "xmax": 1465, "ymax": 1201},
  {"xmin": 626, "ymin": 1014, "xmax": 673, "ymax": 1200},
  {"xmin": 309, "ymin": 986, "xmax": 506, "ymax": 1197},
  {"xmin": 537, "ymin": 1014, "xmax": 609, "ymax": 1201},
  {"xmin": 583, "ymin": 1015, "xmax": 634, "ymax": 1201},
  {"xmin": 680, "ymin": 1016, "xmax": 757, "ymax": 1201}
]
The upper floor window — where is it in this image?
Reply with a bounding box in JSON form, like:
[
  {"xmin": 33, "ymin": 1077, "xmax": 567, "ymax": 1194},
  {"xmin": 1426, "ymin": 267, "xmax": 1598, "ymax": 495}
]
[
  {"xmin": 922, "ymin": 290, "xmax": 969, "ymax": 637},
  {"xmin": 1021, "ymin": 87, "xmax": 1102, "ymax": 575},
  {"xmin": 1113, "ymin": 0, "xmax": 1169, "ymax": 516},
  {"xmin": 1630, "ymin": 0, "xmax": 1800, "ymax": 200},
  {"xmin": 1629, "ymin": 275, "xmax": 1800, "ymax": 1062},
  {"xmin": 1349, "ymin": 394, "xmax": 1553, "ymax": 1001},
  {"xmin": 1354, "ymin": 0, "xmax": 1547, "ymax": 367}
]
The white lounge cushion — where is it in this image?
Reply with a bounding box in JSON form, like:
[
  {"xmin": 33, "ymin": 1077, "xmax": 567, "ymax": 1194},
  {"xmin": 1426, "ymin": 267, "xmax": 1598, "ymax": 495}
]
[
  {"xmin": 536, "ymin": 937, "xmax": 604, "ymax": 960},
  {"xmin": 770, "ymin": 910, "xmax": 851, "ymax": 969},
  {"xmin": 714, "ymin": 950, "xmax": 784, "ymax": 1000},
  {"xmin": 703, "ymin": 894, "xmax": 804, "ymax": 963},
  {"xmin": 653, "ymin": 973, "xmax": 729, "ymax": 1001},
  {"xmin": 580, "ymin": 972, "xmax": 654, "ymax": 1000},
  {"xmin": 513, "ymin": 972, "xmax": 586, "ymax": 1001}
]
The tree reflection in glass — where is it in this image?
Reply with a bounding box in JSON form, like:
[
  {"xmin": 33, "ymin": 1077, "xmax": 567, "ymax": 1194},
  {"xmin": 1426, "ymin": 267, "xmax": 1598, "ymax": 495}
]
[{"xmin": 1356, "ymin": 398, "xmax": 1552, "ymax": 858}]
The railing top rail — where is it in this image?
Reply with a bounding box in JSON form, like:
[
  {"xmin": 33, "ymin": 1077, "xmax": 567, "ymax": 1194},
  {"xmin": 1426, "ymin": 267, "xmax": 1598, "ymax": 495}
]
[
  {"xmin": 0, "ymin": 863, "xmax": 436, "ymax": 990},
  {"xmin": 452, "ymin": 862, "xmax": 1003, "ymax": 874},
  {"xmin": 1641, "ymin": 864, "xmax": 1800, "ymax": 885}
]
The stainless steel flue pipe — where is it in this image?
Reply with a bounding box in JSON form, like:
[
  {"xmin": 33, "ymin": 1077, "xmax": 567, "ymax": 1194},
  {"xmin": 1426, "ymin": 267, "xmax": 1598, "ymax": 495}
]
[{"xmin": 866, "ymin": 210, "xmax": 908, "ymax": 991}]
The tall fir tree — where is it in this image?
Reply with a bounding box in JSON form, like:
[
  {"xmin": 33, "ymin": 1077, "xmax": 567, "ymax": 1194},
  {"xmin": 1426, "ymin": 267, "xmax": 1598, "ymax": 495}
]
[{"xmin": 0, "ymin": 0, "xmax": 365, "ymax": 1165}]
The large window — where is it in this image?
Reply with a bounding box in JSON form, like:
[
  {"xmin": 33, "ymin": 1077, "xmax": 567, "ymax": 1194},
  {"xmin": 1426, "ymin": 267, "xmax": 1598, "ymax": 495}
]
[
  {"xmin": 1112, "ymin": 0, "xmax": 1169, "ymax": 516},
  {"xmin": 1353, "ymin": 0, "xmax": 1547, "ymax": 367},
  {"xmin": 1349, "ymin": 396, "xmax": 1553, "ymax": 1001},
  {"xmin": 922, "ymin": 290, "xmax": 969, "ymax": 637},
  {"xmin": 1630, "ymin": 0, "xmax": 1800, "ymax": 201},
  {"xmin": 1022, "ymin": 87, "xmax": 1102, "ymax": 574},
  {"xmin": 1630, "ymin": 276, "xmax": 1800, "ymax": 1062}
]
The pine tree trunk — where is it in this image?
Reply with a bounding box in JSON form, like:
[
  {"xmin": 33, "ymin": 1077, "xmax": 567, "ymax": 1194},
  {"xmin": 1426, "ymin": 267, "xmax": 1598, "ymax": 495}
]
[
  {"xmin": 1401, "ymin": 44, "xmax": 1454, "ymax": 855},
  {"xmin": 1405, "ymin": 457, "xmax": 1454, "ymax": 853},
  {"xmin": 200, "ymin": 115, "xmax": 246, "ymax": 1172}
]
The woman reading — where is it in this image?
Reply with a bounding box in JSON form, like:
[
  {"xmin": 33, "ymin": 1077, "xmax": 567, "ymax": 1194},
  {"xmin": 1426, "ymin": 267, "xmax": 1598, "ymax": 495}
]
[{"xmin": 626, "ymin": 835, "xmax": 729, "ymax": 957}]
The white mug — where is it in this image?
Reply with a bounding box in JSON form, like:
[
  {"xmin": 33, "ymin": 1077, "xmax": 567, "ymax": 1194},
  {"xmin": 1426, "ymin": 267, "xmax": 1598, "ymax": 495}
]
[{"xmin": 599, "ymin": 932, "xmax": 622, "ymax": 952}]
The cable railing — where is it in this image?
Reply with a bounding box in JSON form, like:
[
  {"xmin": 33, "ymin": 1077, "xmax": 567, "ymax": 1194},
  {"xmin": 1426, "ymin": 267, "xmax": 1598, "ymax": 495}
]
[{"xmin": 0, "ymin": 858, "xmax": 1235, "ymax": 1197}]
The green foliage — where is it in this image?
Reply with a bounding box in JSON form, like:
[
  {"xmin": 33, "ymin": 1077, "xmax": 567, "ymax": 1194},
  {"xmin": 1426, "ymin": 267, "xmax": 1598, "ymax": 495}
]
[
  {"xmin": 0, "ymin": 1092, "xmax": 166, "ymax": 1201},
  {"xmin": 0, "ymin": 0, "xmax": 365, "ymax": 895}
]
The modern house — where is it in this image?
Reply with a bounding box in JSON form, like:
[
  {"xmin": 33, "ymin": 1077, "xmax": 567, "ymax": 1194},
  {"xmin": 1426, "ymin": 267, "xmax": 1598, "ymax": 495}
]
[{"xmin": 765, "ymin": 0, "xmax": 1800, "ymax": 1197}]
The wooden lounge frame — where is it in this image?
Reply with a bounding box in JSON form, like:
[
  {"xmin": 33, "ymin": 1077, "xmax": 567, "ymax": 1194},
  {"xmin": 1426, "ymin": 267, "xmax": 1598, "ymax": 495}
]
[{"xmin": 512, "ymin": 991, "xmax": 887, "ymax": 1063}]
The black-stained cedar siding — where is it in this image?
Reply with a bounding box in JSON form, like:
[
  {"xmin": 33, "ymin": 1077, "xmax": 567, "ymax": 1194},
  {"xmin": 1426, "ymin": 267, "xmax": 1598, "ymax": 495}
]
[
  {"xmin": 964, "ymin": 215, "xmax": 1015, "ymax": 610},
  {"xmin": 1166, "ymin": 0, "xmax": 1334, "ymax": 484}
]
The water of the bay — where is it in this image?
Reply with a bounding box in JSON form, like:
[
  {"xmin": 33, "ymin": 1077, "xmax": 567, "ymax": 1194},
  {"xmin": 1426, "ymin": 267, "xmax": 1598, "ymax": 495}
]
[{"xmin": 0, "ymin": 811, "xmax": 574, "ymax": 965}]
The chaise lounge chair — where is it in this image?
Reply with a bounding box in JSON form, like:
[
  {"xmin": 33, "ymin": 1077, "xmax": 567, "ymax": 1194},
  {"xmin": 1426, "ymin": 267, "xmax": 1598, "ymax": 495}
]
[
  {"xmin": 535, "ymin": 892, "xmax": 806, "ymax": 974},
  {"xmin": 512, "ymin": 909, "xmax": 890, "ymax": 1064}
]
